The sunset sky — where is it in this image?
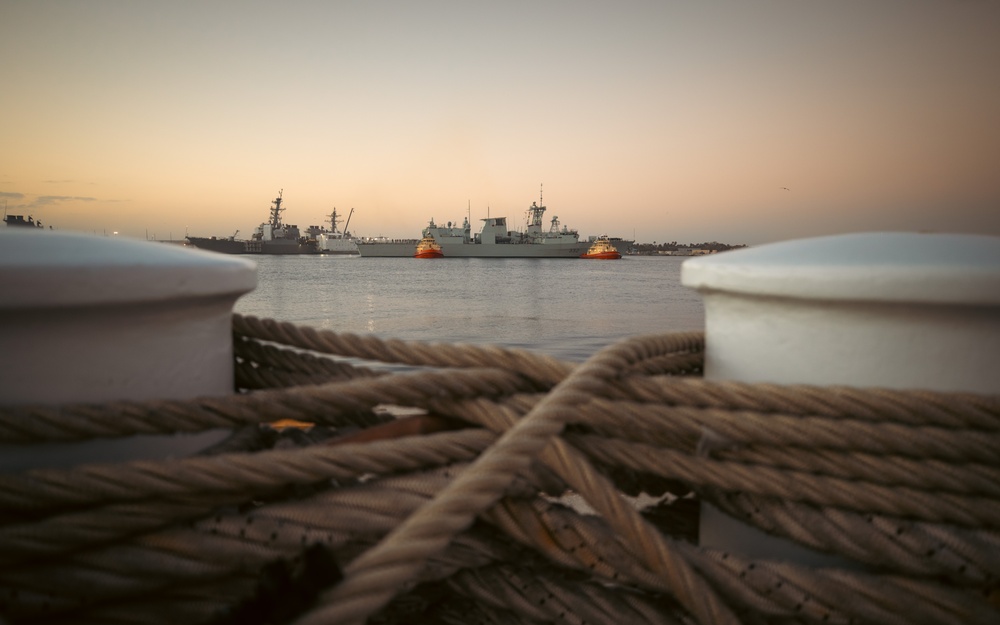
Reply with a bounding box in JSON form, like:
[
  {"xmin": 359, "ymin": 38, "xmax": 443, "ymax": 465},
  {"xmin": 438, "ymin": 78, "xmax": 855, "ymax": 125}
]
[{"xmin": 2, "ymin": 1, "xmax": 998, "ymax": 246}]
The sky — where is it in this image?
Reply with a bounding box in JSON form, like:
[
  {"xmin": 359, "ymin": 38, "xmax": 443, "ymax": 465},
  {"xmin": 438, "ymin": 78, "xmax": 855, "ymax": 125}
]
[{"xmin": 2, "ymin": 0, "xmax": 998, "ymax": 246}]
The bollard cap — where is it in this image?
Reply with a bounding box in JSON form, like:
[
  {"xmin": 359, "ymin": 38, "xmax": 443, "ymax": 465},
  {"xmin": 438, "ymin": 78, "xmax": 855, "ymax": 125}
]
[
  {"xmin": 682, "ymin": 232, "xmax": 1000, "ymax": 305},
  {"xmin": 0, "ymin": 229, "xmax": 256, "ymax": 309}
]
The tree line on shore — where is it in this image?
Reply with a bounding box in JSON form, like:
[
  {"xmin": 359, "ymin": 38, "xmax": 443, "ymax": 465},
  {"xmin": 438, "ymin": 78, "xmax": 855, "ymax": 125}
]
[{"xmin": 632, "ymin": 241, "xmax": 747, "ymax": 254}]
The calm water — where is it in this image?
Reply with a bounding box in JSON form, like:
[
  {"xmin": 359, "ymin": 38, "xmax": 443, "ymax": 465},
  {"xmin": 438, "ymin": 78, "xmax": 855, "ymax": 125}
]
[{"xmin": 234, "ymin": 255, "xmax": 705, "ymax": 362}]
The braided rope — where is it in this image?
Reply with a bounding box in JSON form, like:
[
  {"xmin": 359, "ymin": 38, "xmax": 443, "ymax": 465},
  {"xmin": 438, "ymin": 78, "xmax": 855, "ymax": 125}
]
[
  {"xmin": 0, "ymin": 467, "xmax": 533, "ymax": 623},
  {"xmin": 0, "ymin": 315, "xmax": 997, "ymax": 625},
  {"xmin": 233, "ymin": 314, "xmax": 575, "ymax": 387},
  {"xmin": 0, "ymin": 430, "xmax": 495, "ymax": 567},
  {"xmin": 233, "ymin": 336, "xmax": 382, "ymax": 382},
  {"xmin": 567, "ymin": 433, "xmax": 1000, "ymax": 527},
  {"xmin": 708, "ymin": 492, "xmax": 1000, "ymax": 585},
  {"xmin": 0, "ymin": 368, "xmax": 535, "ymax": 443},
  {"xmin": 622, "ymin": 376, "xmax": 1000, "ymax": 429},
  {"xmin": 290, "ymin": 332, "xmax": 739, "ymax": 625},
  {"xmin": 445, "ymin": 563, "xmax": 688, "ymax": 625}
]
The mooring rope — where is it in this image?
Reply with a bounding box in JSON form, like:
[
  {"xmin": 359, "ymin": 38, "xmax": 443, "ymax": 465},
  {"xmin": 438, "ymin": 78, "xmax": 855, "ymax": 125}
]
[{"xmin": 0, "ymin": 313, "xmax": 996, "ymax": 625}]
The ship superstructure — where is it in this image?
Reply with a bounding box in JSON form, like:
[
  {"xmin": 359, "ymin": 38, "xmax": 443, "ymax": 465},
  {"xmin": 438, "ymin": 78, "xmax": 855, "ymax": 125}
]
[
  {"xmin": 186, "ymin": 190, "xmax": 318, "ymax": 255},
  {"xmin": 356, "ymin": 189, "xmax": 590, "ymax": 258}
]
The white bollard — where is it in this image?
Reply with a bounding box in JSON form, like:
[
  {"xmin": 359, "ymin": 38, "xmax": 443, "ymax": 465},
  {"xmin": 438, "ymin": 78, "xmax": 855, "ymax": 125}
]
[
  {"xmin": 681, "ymin": 231, "xmax": 1000, "ymax": 565},
  {"xmin": 0, "ymin": 229, "xmax": 257, "ymax": 471}
]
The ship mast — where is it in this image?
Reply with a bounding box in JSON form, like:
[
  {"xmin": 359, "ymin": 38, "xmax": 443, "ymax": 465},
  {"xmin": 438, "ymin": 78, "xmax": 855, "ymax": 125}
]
[
  {"xmin": 269, "ymin": 190, "xmax": 285, "ymax": 229},
  {"xmin": 527, "ymin": 183, "xmax": 546, "ymax": 229},
  {"xmin": 328, "ymin": 208, "xmax": 342, "ymax": 234}
]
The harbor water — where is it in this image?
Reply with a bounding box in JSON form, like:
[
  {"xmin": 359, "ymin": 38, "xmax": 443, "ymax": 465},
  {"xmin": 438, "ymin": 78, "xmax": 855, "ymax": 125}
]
[{"xmin": 234, "ymin": 255, "xmax": 704, "ymax": 363}]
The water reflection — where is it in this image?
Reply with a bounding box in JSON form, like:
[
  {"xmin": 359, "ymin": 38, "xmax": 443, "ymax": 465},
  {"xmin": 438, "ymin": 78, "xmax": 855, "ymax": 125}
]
[{"xmin": 235, "ymin": 256, "xmax": 704, "ymax": 362}]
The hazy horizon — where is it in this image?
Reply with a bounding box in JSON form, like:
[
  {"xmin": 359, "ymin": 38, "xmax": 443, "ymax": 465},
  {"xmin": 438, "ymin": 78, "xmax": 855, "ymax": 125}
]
[{"xmin": 3, "ymin": 1, "xmax": 998, "ymax": 246}]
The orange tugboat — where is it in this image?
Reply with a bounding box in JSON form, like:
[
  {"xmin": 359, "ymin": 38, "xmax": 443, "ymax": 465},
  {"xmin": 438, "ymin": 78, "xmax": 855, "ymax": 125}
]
[
  {"xmin": 414, "ymin": 234, "xmax": 444, "ymax": 258},
  {"xmin": 580, "ymin": 235, "xmax": 621, "ymax": 259}
]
